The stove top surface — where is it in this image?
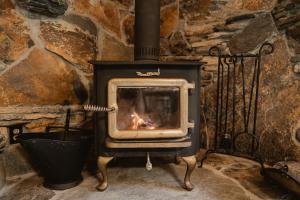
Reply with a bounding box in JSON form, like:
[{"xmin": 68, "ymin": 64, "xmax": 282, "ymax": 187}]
[{"xmin": 90, "ymin": 60, "xmax": 205, "ymax": 66}]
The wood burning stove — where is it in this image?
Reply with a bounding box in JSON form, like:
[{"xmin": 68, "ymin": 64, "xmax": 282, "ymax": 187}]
[
  {"xmin": 89, "ymin": 0, "xmax": 203, "ymax": 191},
  {"xmin": 91, "ymin": 62, "xmax": 201, "ymax": 191}
]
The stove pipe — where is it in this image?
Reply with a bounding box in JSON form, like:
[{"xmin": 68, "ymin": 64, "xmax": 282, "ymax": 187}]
[{"xmin": 134, "ymin": 0, "xmax": 160, "ymax": 61}]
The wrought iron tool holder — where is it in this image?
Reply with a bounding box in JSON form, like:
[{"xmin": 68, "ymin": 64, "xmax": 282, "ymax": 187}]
[{"xmin": 200, "ymin": 42, "xmax": 274, "ymax": 167}]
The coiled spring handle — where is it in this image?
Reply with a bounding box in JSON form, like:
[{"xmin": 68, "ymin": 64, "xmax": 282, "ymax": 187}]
[{"xmin": 83, "ymin": 105, "xmax": 116, "ymax": 112}]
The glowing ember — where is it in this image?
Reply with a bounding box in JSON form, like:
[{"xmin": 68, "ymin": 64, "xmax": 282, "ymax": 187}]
[{"xmin": 130, "ymin": 112, "xmax": 156, "ymax": 130}]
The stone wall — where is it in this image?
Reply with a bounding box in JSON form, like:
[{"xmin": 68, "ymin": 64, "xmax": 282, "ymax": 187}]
[{"xmin": 0, "ymin": 0, "xmax": 299, "ymax": 163}]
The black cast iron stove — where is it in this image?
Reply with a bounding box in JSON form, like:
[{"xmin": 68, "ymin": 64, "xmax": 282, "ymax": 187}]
[{"xmin": 90, "ymin": 0, "xmax": 202, "ymax": 191}]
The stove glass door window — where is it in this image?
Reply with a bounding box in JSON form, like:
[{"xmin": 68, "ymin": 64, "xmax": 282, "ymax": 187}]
[
  {"xmin": 108, "ymin": 78, "xmax": 194, "ymax": 139},
  {"xmin": 117, "ymin": 87, "xmax": 180, "ymax": 131}
]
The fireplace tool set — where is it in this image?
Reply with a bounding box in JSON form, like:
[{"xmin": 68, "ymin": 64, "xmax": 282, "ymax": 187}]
[{"xmin": 200, "ymin": 42, "xmax": 274, "ymax": 166}]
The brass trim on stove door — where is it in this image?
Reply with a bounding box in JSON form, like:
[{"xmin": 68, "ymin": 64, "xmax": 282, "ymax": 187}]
[{"xmin": 108, "ymin": 78, "xmax": 195, "ymax": 139}]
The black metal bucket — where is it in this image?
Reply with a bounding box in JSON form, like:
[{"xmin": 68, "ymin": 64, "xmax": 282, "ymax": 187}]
[{"xmin": 17, "ymin": 131, "xmax": 92, "ymax": 190}]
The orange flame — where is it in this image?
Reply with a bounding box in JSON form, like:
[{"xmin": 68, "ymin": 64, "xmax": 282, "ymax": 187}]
[{"xmin": 130, "ymin": 112, "xmax": 156, "ymax": 130}]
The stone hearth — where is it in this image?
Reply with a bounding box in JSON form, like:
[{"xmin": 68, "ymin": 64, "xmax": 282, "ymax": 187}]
[{"xmin": 0, "ymin": 154, "xmax": 298, "ymax": 200}]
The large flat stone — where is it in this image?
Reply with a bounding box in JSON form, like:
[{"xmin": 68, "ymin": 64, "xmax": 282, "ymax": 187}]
[
  {"xmin": 160, "ymin": 3, "xmax": 179, "ymax": 37},
  {"xmin": 0, "ymin": 174, "xmax": 55, "ymax": 200},
  {"xmin": 287, "ymin": 24, "xmax": 300, "ymax": 42},
  {"xmin": 101, "ymin": 34, "xmax": 133, "ymax": 61},
  {"xmin": 179, "ymin": 0, "xmax": 213, "ymax": 20},
  {"xmin": 111, "ymin": 0, "xmax": 133, "ymax": 9},
  {"xmin": 0, "ymin": 106, "xmax": 87, "ymax": 132},
  {"xmin": 0, "ymin": 144, "xmax": 33, "ymax": 179},
  {"xmin": 0, "ymin": 48, "xmax": 87, "ymax": 106},
  {"xmin": 257, "ymin": 38, "xmax": 300, "ymax": 162},
  {"xmin": 202, "ymin": 153, "xmax": 297, "ymax": 199},
  {"xmin": 227, "ymin": 0, "xmax": 276, "ymax": 11},
  {"xmin": 71, "ymin": 0, "xmax": 121, "ymax": 38},
  {"xmin": 40, "ymin": 20, "xmax": 97, "ymax": 73},
  {"xmin": 122, "ymin": 14, "xmax": 134, "ymax": 45},
  {"xmin": 169, "ymin": 31, "xmax": 191, "ymax": 56},
  {"xmin": 0, "ymin": 10, "xmax": 32, "ymax": 65},
  {"xmin": 228, "ymin": 14, "xmax": 276, "ymax": 54},
  {"xmin": 0, "ymin": 0, "xmax": 14, "ymax": 10},
  {"xmin": 1, "ymin": 144, "xmax": 33, "ymax": 178},
  {"xmin": 61, "ymin": 14, "xmax": 98, "ymax": 37},
  {"xmin": 16, "ymin": 0, "xmax": 68, "ymax": 17}
]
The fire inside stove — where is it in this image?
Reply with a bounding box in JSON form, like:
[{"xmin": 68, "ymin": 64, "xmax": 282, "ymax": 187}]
[{"xmin": 116, "ymin": 87, "xmax": 180, "ymax": 131}]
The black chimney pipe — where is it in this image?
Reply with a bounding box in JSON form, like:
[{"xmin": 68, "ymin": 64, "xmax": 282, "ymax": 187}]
[{"xmin": 134, "ymin": 0, "xmax": 160, "ymax": 61}]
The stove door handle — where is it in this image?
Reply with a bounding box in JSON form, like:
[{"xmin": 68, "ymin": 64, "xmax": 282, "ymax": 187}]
[{"xmin": 83, "ymin": 105, "xmax": 116, "ymax": 113}]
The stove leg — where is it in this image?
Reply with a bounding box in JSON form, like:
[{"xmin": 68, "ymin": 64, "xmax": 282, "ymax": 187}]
[
  {"xmin": 97, "ymin": 156, "xmax": 114, "ymax": 191},
  {"xmin": 182, "ymin": 155, "xmax": 197, "ymax": 191},
  {"xmin": 175, "ymin": 156, "xmax": 181, "ymax": 165}
]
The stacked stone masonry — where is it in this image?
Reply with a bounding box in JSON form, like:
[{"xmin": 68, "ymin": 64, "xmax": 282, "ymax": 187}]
[{"xmin": 0, "ymin": 0, "xmax": 299, "ymax": 164}]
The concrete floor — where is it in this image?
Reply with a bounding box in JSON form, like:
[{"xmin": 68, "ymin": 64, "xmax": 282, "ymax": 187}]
[{"xmin": 0, "ymin": 154, "xmax": 298, "ymax": 200}]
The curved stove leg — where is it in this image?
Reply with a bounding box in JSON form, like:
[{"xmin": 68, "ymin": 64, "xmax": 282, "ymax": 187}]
[
  {"xmin": 97, "ymin": 156, "xmax": 114, "ymax": 191},
  {"xmin": 175, "ymin": 156, "xmax": 182, "ymax": 165},
  {"xmin": 182, "ymin": 155, "xmax": 197, "ymax": 191}
]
